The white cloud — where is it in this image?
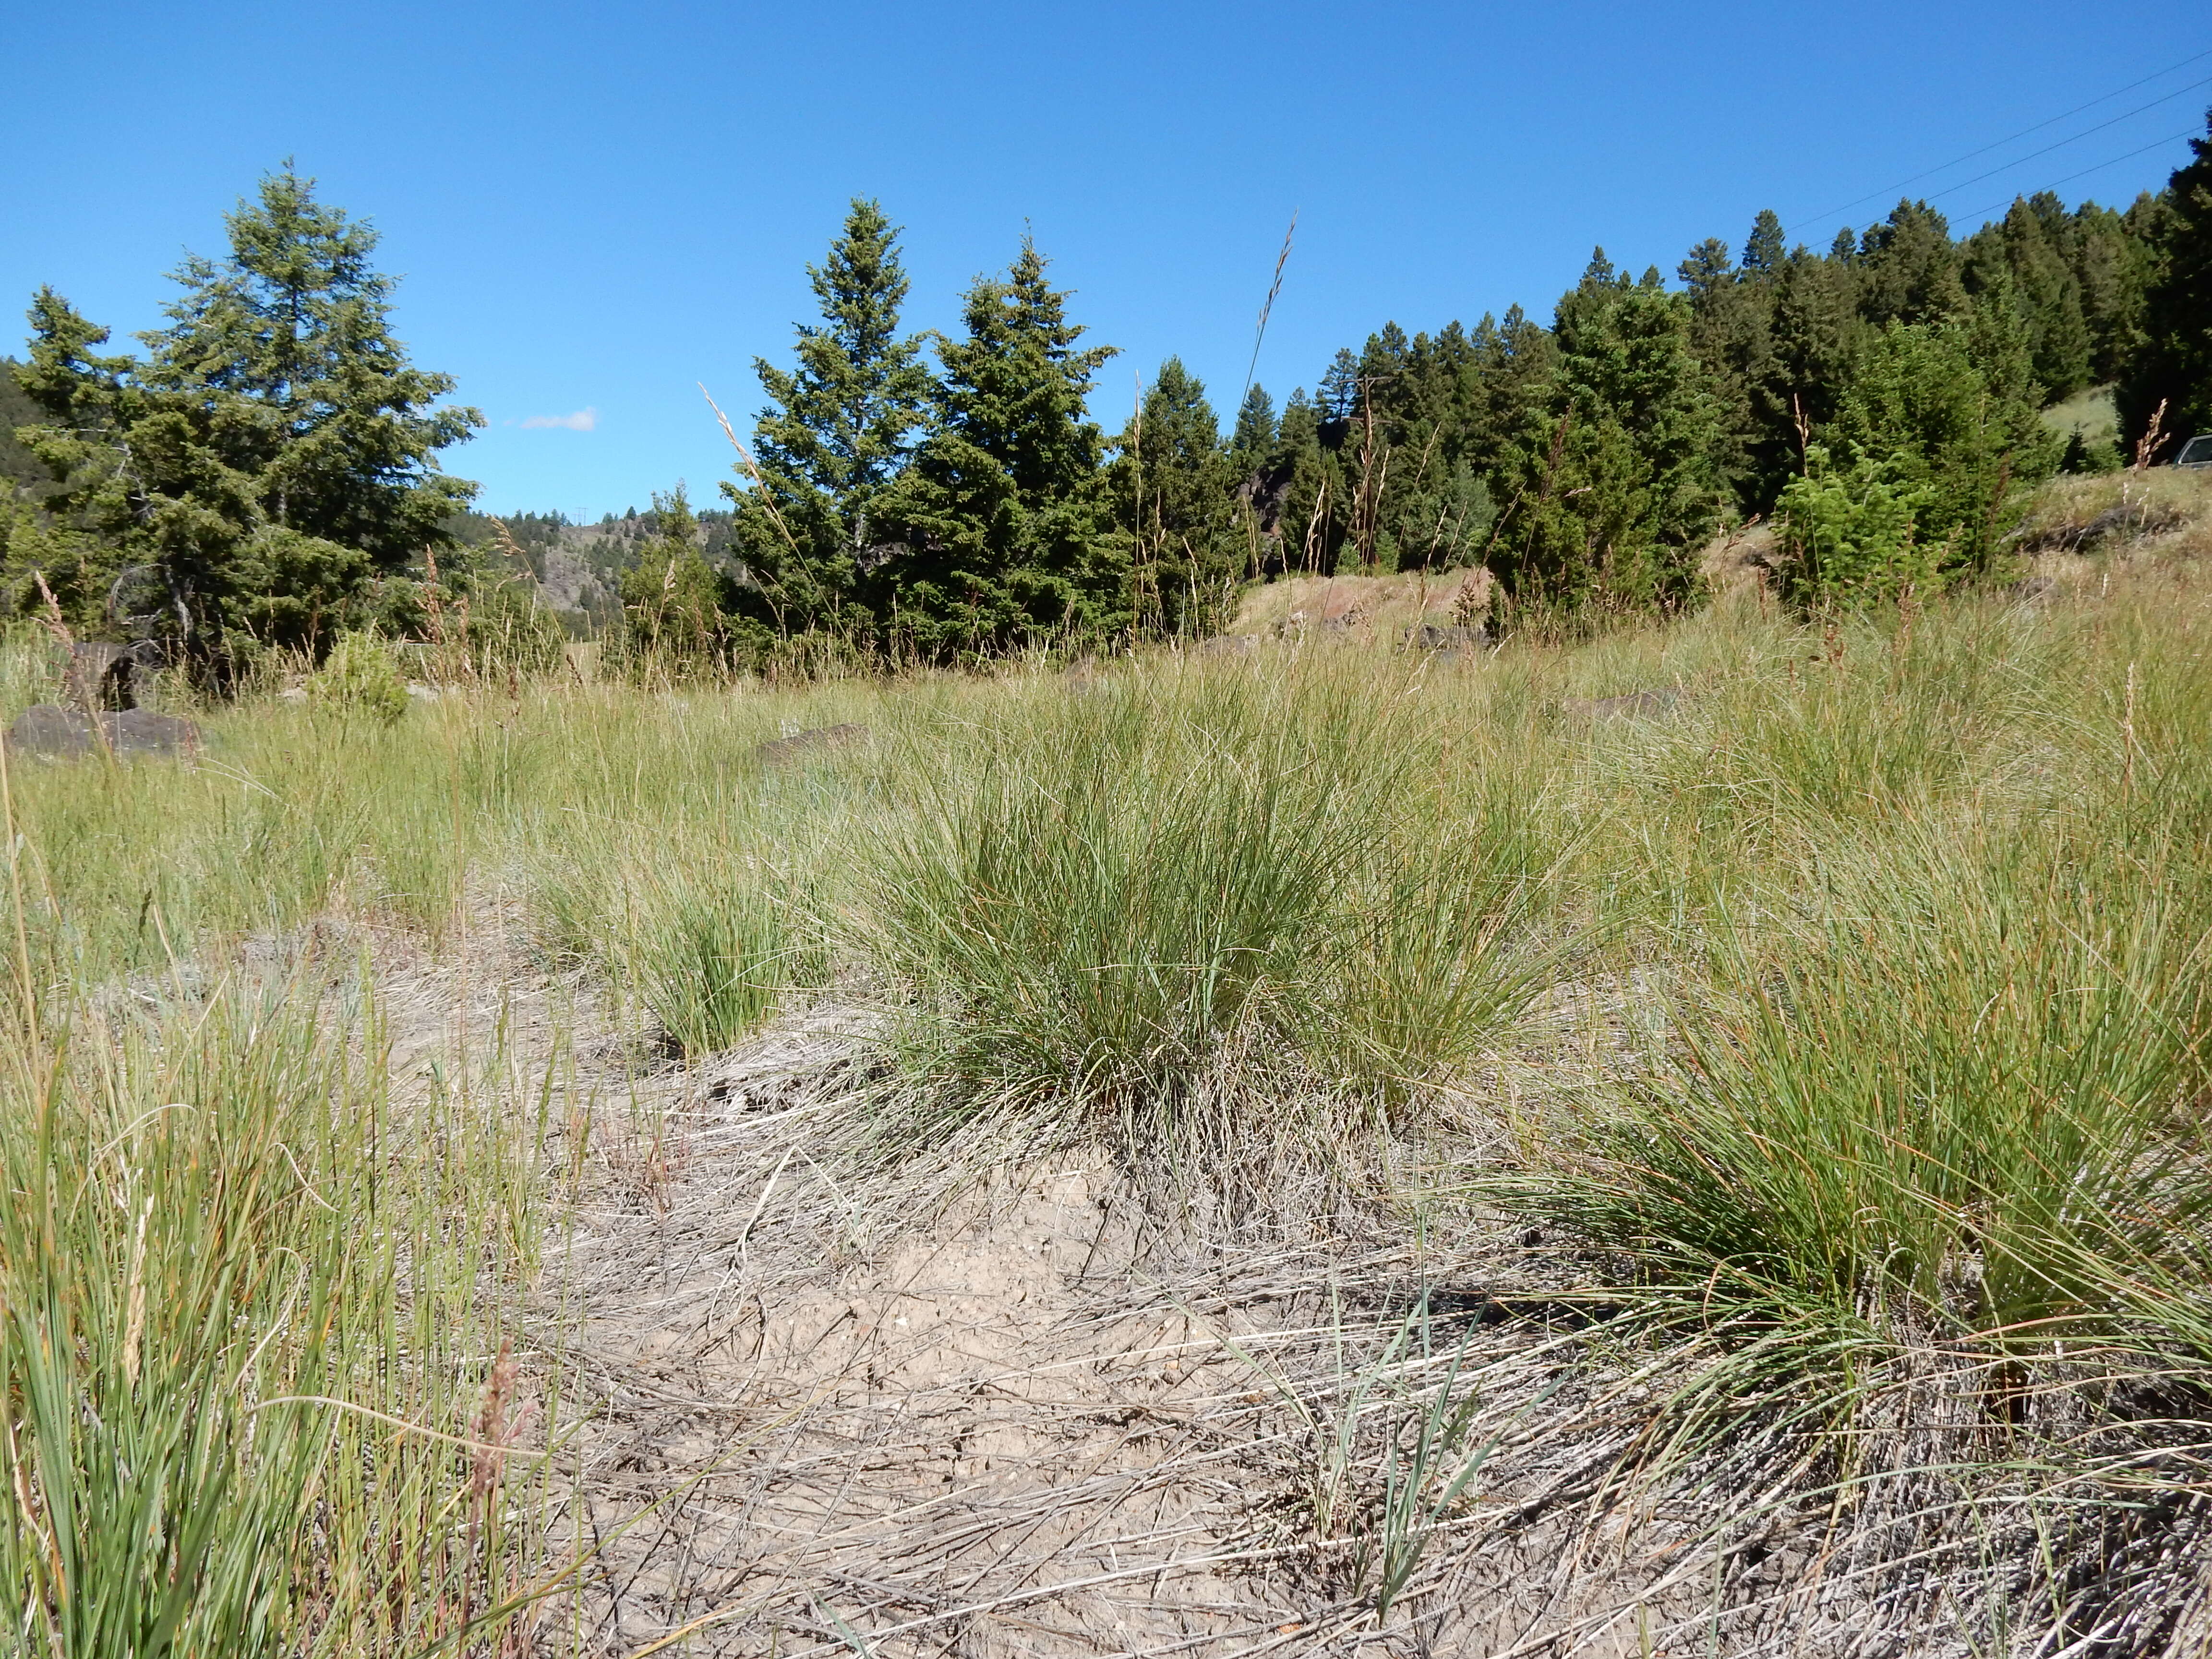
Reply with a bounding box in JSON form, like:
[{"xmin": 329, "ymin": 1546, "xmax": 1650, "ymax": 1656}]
[{"xmin": 518, "ymin": 408, "xmax": 598, "ymax": 432}]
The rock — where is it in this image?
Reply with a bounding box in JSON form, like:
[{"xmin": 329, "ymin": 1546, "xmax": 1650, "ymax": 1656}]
[
  {"xmin": 1564, "ymin": 688, "xmax": 1683, "ymax": 723},
  {"xmin": 6, "ymin": 705, "xmax": 202, "ymax": 760},
  {"xmin": 6, "ymin": 706, "xmax": 98, "ymax": 757},
  {"xmin": 106, "ymin": 710, "xmax": 201, "ymax": 756},
  {"xmin": 755, "ymin": 722, "xmax": 870, "ymax": 768},
  {"xmin": 1406, "ymin": 622, "xmax": 1488, "ymax": 651},
  {"xmin": 2020, "ymin": 501, "xmax": 2188, "ymax": 554},
  {"xmin": 2007, "ymin": 574, "xmax": 2059, "ymax": 604}
]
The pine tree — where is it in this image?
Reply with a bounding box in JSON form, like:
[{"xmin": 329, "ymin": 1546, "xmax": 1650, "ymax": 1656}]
[
  {"xmin": 12, "ymin": 167, "xmax": 479, "ymax": 667},
  {"xmin": 870, "ymin": 237, "xmax": 1122, "ymax": 658},
  {"xmin": 2070, "ymin": 195, "xmax": 2157, "ymax": 384},
  {"xmin": 723, "ymin": 198, "xmax": 933, "ymax": 649},
  {"xmin": 1678, "ymin": 233, "xmax": 1776, "ymax": 508},
  {"xmin": 615, "ymin": 485, "xmax": 728, "ymax": 678},
  {"xmin": 2120, "ymin": 112, "xmax": 2212, "ymax": 454},
  {"xmin": 144, "ymin": 165, "xmax": 479, "ymax": 557},
  {"xmin": 1742, "ymin": 210, "xmax": 1787, "ymax": 277},
  {"xmin": 1113, "ymin": 358, "xmax": 1238, "ymax": 635},
  {"xmin": 1245, "ymin": 388, "xmax": 1331, "ymax": 576},
  {"xmin": 1830, "ymin": 311, "xmax": 2059, "ymax": 572},
  {"xmin": 1854, "ymin": 200, "xmax": 1968, "ymax": 327},
  {"xmin": 1962, "ymin": 197, "xmax": 2092, "ymax": 399},
  {"xmin": 1317, "ymin": 348, "xmax": 1362, "ymax": 424},
  {"xmin": 1228, "ymin": 383, "xmax": 1276, "ymax": 470},
  {"xmin": 1490, "ymin": 261, "xmax": 1722, "ymax": 614}
]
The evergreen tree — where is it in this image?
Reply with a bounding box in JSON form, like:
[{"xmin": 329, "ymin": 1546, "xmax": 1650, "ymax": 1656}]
[
  {"xmin": 723, "ymin": 198, "xmax": 933, "ymax": 649},
  {"xmin": 1854, "ymin": 200, "xmax": 1968, "ymax": 327},
  {"xmin": 1228, "ymin": 383, "xmax": 1276, "ymax": 470},
  {"xmin": 1679, "ymin": 230, "xmax": 1777, "ymax": 508},
  {"xmin": 2073, "ymin": 195, "xmax": 2157, "ymax": 384},
  {"xmin": 1742, "ymin": 210, "xmax": 1786, "ymax": 277},
  {"xmin": 1962, "ymin": 197, "xmax": 2092, "ymax": 399},
  {"xmin": 615, "ymin": 485, "xmax": 729, "ymax": 678},
  {"xmin": 1113, "ymin": 358, "xmax": 1238, "ymax": 635},
  {"xmin": 1249, "ymin": 387, "xmax": 1332, "ymax": 575},
  {"xmin": 1317, "ymin": 348, "xmax": 1362, "ymax": 424},
  {"xmin": 1464, "ymin": 306, "xmax": 1559, "ymax": 464},
  {"xmin": 1490, "ymin": 255, "xmax": 1722, "ymax": 614},
  {"xmin": 1752, "ymin": 242, "xmax": 1866, "ymax": 493},
  {"xmin": 0, "ymin": 360, "xmax": 51, "ymax": 498},
  {"xmin": 870, "ymin": 237, "xmax": 1122, "ymax": 658},
  {"xmin": 12, "ymin": 167, "xmax": 479, "ymax": 667},
  {"xmin": 2120, "ymin": 112, "xmax": 2212, "ymax": 455},
  {"xmin": 144, "ymin": 166, "xmax": 479, "ymax": 557},
  {"xmin": 1829, "ymin": 310, "xmax": 2059, "ymax": 572}
]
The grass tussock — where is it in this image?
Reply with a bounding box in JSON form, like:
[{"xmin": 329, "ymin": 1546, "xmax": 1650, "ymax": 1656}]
[{"xmin": 0, "ymin": 987, "xmax": 550, "ymax": 1657}]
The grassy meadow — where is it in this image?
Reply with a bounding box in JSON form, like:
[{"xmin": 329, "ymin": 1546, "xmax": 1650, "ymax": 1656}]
[{"xmin": 5, "ymin": 467, "xmax": 2212, "ymax": 1654}]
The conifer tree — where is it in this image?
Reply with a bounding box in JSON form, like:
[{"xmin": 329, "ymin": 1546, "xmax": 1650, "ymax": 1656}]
[
  {"xmin": 1249, "ymin": 388, "xmax": 1331, "ymax": 575},
  {"xmin": 2072, "ymin": 195, "xmax": 2157, "ymax": 384},
  {"xmin": 870, "ymin": 237, "xmax": 1122, "ymax": 658},
  {"xmin": 1113, "ymin": 358, "xmax": 1238, "ymax": 635},
  {"xmin": 1963, "ymin": 198, "xmax": 2092, "ymax": 399},
  {"xmin": 723, "ymin": 198, "xmax": 933, "ymax": 649},
  {"xmin": 1678, "ymin": 234, "xmax": 1775, "ymax": 505},
  {"xmin": 1828, "ymin": 308, "xmax": 2058, "ymax": 574},
  {"xmin": 1317, "ymin": 348, "xmax": 1362, "ymax": 425},
  {"xmin": 2121, "ymin": 112, "xmax": 2212, "ymax": 453},
  {"xmin": 12, "ymin": 167, "xmax": 479, "ymax": 666},
  {"xmin": 615, "ymin": 484, "xmax": 728, "ymax": 677},
  {"xmin": 1228, "ymin": 384, "xmax": 1276, "ymax": 471},
  {"xmin": 1742, "ymin": 210, "xmax": 1787, "ymax": 277},
  {"xmin": 1490, "ymin": 253, "xmax": 1722, "ymax": 614}
]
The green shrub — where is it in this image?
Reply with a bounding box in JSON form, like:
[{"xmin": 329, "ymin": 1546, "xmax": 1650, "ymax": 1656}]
[
  {"xmin": 304, "ymin": 630, "xmax": 409, "ymax": 724},
  {"xmin": 1773, "ymin": 445, "xmax": 1944, "ymax": 610}
]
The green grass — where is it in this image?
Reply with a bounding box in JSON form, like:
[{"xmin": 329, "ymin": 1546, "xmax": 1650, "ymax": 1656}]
[
  {"xmin": 1, "ymin": 467, "xmax": 2210, "ymax": 1647},
  {"xmin": 0, "ymin": 985, "xmax": 553, "ymax": 1657},
  {"xmin": 2040, "ymin": 384, "xmax": 2118, "ymax": 446}
]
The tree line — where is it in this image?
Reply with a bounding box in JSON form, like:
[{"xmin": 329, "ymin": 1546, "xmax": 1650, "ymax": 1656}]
[
  {"xmin": 5, "ymin": 118, "xmax": 2211, "ymax": 681},
  {"xmin": 619, "ymin": 113, "xmax": 2212, "ymax": 666}
]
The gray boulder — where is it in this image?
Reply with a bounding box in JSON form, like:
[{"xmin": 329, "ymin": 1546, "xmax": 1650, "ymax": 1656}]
[
  {"xmin": 755, "ymin": 722, "xmax": 870, "ymax": 768},
  {"xmin": 1407, "ymin": 622, "xmax": 1488, "ymax": 651},
  {"xmin": 6, "ymin": 705, "xmax": 202, "ymax": 760}
]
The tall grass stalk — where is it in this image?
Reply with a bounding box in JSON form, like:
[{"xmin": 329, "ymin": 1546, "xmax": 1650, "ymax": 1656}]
[{"xmin": 0, "ymin": 984, "xmax": 549, "ymax": 1655}]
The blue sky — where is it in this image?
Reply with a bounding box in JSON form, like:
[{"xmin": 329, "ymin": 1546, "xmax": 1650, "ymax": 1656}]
[{"xmin": 5, "ymin": 1, "xmax": 2207, "ymax": 520}]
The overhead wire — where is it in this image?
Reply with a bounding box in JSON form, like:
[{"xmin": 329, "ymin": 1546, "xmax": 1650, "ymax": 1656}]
[
  {"xmin": 1948, "ymin": 125, "xmax": 2204, "ymax": 230},
  {"xmin": 1784, "ymin": 46, "xmax": 2212, "ymax": 234}
]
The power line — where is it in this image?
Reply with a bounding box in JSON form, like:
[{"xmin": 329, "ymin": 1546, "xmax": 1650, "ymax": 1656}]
[
  {"xmin": 1948, "ymin": 126, "xmax": 2202, "ymax": 231},
  {"xmin": 1902, "ymin": 76, "xmax": 2211, "ymax": 214},
  {"xmin": 1786, "ymin": 46, "xmax": 2212, "ymax": 232}
]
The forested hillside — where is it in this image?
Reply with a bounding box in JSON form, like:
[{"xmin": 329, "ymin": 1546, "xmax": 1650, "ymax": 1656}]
[{"xmin": 5, "ymin": 116, "xmax": 2211, "ymax": 679}]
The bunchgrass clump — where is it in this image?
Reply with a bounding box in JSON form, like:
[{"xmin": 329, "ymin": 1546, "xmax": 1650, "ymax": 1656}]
[{"xmin": 0, "ymin": 986, "xmax": 549, "ymax": 1657}]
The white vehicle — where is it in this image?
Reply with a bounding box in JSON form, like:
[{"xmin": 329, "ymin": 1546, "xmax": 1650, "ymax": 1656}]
[{"xmin": 2176, "ymin": 434, "xmax": 2212, "ymax": 469}]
